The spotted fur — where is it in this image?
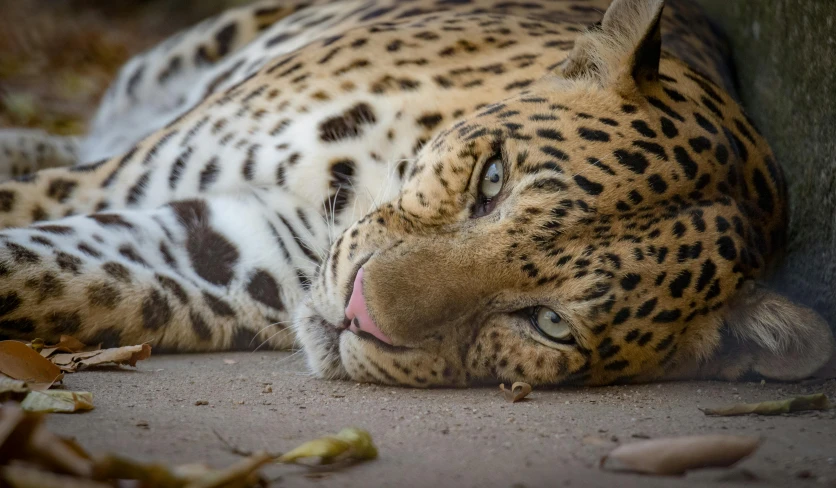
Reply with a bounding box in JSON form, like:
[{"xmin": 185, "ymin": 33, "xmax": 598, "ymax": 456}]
[{"xmin": 0, "ymin": 0, "xmax": 832, "ymax": 387}]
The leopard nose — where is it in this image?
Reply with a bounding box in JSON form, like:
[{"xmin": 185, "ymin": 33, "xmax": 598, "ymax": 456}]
[{"xmin": 345, "ymin": 268, "xmax": 393, "ymax": 345}]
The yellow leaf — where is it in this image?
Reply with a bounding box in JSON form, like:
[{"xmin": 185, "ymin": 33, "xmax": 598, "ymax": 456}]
[
  {"xmin": 0, "ymin": 341, "xmax": 63, "ymax": 389},
  {"xmin": 279, "ymin": 428, "xmax": 377, "ymax": 464},
  {"xmin": 21, "ymin": 391, "xmax": 94, "ymax": 413}
]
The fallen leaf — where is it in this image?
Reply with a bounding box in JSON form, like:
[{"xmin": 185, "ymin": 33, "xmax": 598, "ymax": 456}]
[
  {"xmin": 600, "ymin": 435, "xmax": 760, "ymax": 475},
  {"xmin": 0, "ymin": 403, "xmax": 93, "ymax": 476},
  {"xmin": 195, "ymin": 400, "xmax": 209, "ymax": 406},
  {"xmin": 223, "ymin": 359, "xmax": 238, "ymax": 365},
  {"xmin": 0, "ymin": 375, "xmax": 31, "ymax": 402},
  {"xmin": 50, "ymin": 343, "xmax": 151, "ymax": 372},
  {"xmin": 21, "ymin": 391, "xmax": 94, "ymax": 413},
  {"xmin": 701, "ymin": 393, "xmax": 831, "ymax": 416},
  {"xmin": 278, "ymin": 428, "xmax": 378, "ymax": 465},
  {"xmin": 40, "ymin": 335, "xmax": 93, "ymax": 358},
  {"xmin": 500, "ymin": 382, "xmax": 532, "ymax": 403},
  {"xmin": 1, "ymin": 465, "xmax": 110, "ymax": 488},
  {"xmin": 0, "ymin": 341, "xmax": 64, "ymax": 389}
]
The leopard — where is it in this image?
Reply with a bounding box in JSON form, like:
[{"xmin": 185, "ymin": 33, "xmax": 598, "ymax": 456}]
[{"xmin": 0, "ymin": 0, "xmax": 832, "ymax": 388}]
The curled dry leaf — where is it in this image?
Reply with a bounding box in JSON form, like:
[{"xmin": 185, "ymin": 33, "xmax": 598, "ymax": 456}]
[
  {"xmin": 40, "ymin": 335, "xmax": 92, "ymax": 358},
  {"xmin": 500, "ymin": 382, "xmax": 532, "ymax": 403},
  {"xmin": 600, "ymin": 435, "xmax": 760, "ymax": 476},
  {"xmin": 21, "ymin": 391, "xmax": 94, "ymax": 413},
  {"xmin": 0, "ymin": 341, "xmax": 63, "ymax": 389},
  {"xmin": 701, "ymin": 393, "xmax": 831, "ymax": 416},
  {"xmin": 50, "ymin": 343, "xmax": 151, "ymax": 372},
  {"xmin": 278, "ymin": 428, "xmax": 378, "ymax": 465}
]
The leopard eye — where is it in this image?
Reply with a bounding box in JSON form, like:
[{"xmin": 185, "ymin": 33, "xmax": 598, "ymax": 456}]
[
  {"xmin": 479, "ymin": 158, "xmax": 504, "ymax": 200},
  {"xmin": 531, "ymin": 307, "xmax": 573, "ymax": 343}
]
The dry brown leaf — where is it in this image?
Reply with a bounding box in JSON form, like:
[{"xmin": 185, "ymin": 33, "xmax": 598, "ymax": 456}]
[
  {"xmin": 40, "ymin": 335, "xmax": 93, "ymax": 358},
  {"xmin": 600, "ymin": 435, "xmax": 760, "ymax": 475},
  {"xmin": 0, "ymin": 403, "xmax": 93, "ymax": 477},
  {"xmin": 1, "ymin": 465, "xmax": 109, "ymax": 488},
  {"xmin": 50, "ymin": 343, "xmax": 151, "ymax": 372},
  {"xmin": 21, "ymin": 391, "xmax": 94, "ymax": 414},
  {"xmin": 0, "ymin": 341, "xmax": 64, "ymax": 388},
  {"xmin": 701, "ymin": 393, "xmax": 831, "ymax": 416},
  {"xmin": 278, "ymin": 428, "xmax": 378, "ymax": 465},
  {"xmin": 500, "ymin": 382, "xmax": 532, "ymax": 403}
]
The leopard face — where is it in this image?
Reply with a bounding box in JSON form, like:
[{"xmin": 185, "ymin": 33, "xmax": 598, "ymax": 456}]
[{"xmin": 295, "ymin": 0, "xmax": 832, "ymax": 387}]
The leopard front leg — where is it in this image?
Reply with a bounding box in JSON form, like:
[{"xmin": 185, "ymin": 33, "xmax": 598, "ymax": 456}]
[{"xmin": 0, "ymin": 189, "xmax": 326, "ymax": 351}]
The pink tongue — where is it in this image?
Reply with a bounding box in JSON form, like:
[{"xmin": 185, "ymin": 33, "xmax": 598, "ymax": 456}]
[{"xmin": 345, "ymin": 268, "xmax": 393, "ymax": 345}]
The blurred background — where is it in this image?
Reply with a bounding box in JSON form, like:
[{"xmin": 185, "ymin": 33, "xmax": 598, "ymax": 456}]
[{"xmin": 0, "ymin": 0, "xmax": 245, "ymax": 135}]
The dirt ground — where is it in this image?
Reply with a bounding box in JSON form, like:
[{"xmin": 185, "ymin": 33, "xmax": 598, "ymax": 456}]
[{"xmin": 44, "ymin": 352, "xmax": 836, "ymax": 488}]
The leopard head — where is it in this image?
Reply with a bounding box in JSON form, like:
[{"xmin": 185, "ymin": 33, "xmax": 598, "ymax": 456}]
[{"xmin": 295, "ymin": 0, "xmax": 834, "ymax": 387}]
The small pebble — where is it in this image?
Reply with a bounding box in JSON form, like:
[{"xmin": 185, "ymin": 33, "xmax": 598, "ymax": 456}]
[
  {"xmin": 262, "ymin": 385, "xmax": 273, "ymax": 394},
  {"xmin": 194, "ymin": 400, "xmax": 208, "ymax": 406}
]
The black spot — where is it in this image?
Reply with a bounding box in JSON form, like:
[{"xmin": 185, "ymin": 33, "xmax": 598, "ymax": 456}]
[
  {"xmin": 716, "ymin": 236, "xmax": 737, "ymax": 260},
  {"xmin": 688, "ymin": 137, "xmax": 711, "ymax": 154},
  {"xmin": 199, "ymin": 157, "xmax": 220, "ymax": 191},
  {"xmin": 536, "ymin": 128, "xmax": 565, "ymax": 141},
  {"xmin": 673, "ymin": 221, "xmax": 686, "ymax": 238},
  {"xmin": 319, "ymin": 103, "xmax": 377, "ymax": 142},
  {"xmin": 156, "ymin": 274, "xmax": 189, "ymax": 304},
  {"xmin": 0, "ymin": 292, "xmax": 22, "ymax": 317},
  {"xmin": 88, "ymin": 213, "xmax": 134, "ymax": 230},
  {"xmin": 630, "ymin": 120, "xmax": 656, "ymax": 138},
  {"xmin": 141, "ymin": 289, "xmax": 172, "ymax": 330},
  {"xmin": 46, "ymin": 311, "xmax": 81, "ymax": 335},
  {"xmin": 7, "ymin": 243, "xmax": 40, "ymax": 264},
  {"xmin": 578, "ymin": 127, "xmax": 610, "ymax": 142},
  {"xmin": 189, "ymin": 311, "xmax": 213, "ymax": 341},
  {"xmin": 0, "ymin": 319, "xmax": 35, "ymax": 335},
  {"xmin": 635, "ymin": 298, "xmax": 657, "ymax": 318},
  {"xmin": 203, "ymin": 292, "xmax": 235, "ymax": 317},
  {"xmin": 0, "ymin": 191, "xmax": 16, "ymax": 212},
  {"xmin": 541, "ymin": 146, "xmax": 569, "ymax": 161},
  {"xmin": 694, "ymin": 112, "xmax": 718, "ymax": 134},
  {"xmin": 417, "ymin": 113, "xmax": 443, "ymax": 129},
  {"xmin": 647, "ymin": 174, "xmax": 667, "ymax": 194},
  {"xmin": 660, "ymin": 117, "xmax": 678, "ymax": 138},
  {"xmin": 637, "ymin": 331, "xmax": 654, "ymax": 346},
  {"xmin": 55, "ymin": 252, "xmax": 82, "ymax": 274},
  {"xmin": 620, "ymin": 273, "xmax": 641, "ymax": 291},
  {"xmin": 246, "ymin": 270, "xmax": 285, "ymax": 310},
  {"xmin": 598, "ymin": 338, "xmax": 621, "ymax": 359},
  {"xmin": 574, "ymin": 175, "xmax": 603, "ymax": 195},
  {"xmin": 631, "ymin": 141, "xmax": 668, "ymax": 161},
  {"xmin": 652, "ymin": 309, "xmax": 681, "ymax": 323},
  {"xmin": 655, "ymin": 333, "xmax": 675, "ymax": 352},
  {"xmin": 214, "ymin": 23, "xmax": 238, "ymax": 57},
  {"xmin": 669, "ymin": 270, "xmax": 692, "ymax": 298},
  {"xmin": 87, "ymin": 283, "xmax": 120, "ymax": 309},
  {"xmin": 673, "ymin": 146, "xmax": 697, "ymax": 179},
  {"xmin": 613, "ymin": 149, "xmax": 649, "ymax": 174},
  {"xmin": 102, "ymin": 262, "xmax": 131, "ymax": 282},
  {"xmin": 612, "ymin": 308, "xmax": 631, "ymax": 326},
  {"xmin": 695, "ymin": 260, "xmax": 717, "ymax": 292},
  {"xmin": 46, "ymin": 179, "xmax": 77, "ymax": 202}
]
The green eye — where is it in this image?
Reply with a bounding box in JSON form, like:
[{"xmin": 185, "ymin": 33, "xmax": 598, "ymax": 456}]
[
  {"xmin": 479, "ymin": 159, "xmax": 504, "ymax": 199},
  {"xmin": 531, "ymin": 307, "xmax": 573, "ymax": 342}
]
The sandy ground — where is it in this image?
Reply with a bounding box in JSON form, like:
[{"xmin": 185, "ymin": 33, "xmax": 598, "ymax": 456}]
[{"xmin": 43, "ymin": 352, "xmax": 836, "ymax": 488}]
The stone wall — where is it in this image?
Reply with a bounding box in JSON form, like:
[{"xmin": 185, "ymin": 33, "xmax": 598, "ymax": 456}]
[{"xmin": 695, "ymin": 0, "xmax": 836, "ymax": 328}]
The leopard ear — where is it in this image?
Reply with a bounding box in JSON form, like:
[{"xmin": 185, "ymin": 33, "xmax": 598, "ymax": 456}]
[
  {"xmin": 711, "ymin": 281, "xmax": 835, "ymax": 381},
  {"xmin": 561, "ymin": 0, "xmax": 664, "ymax": 93}
]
